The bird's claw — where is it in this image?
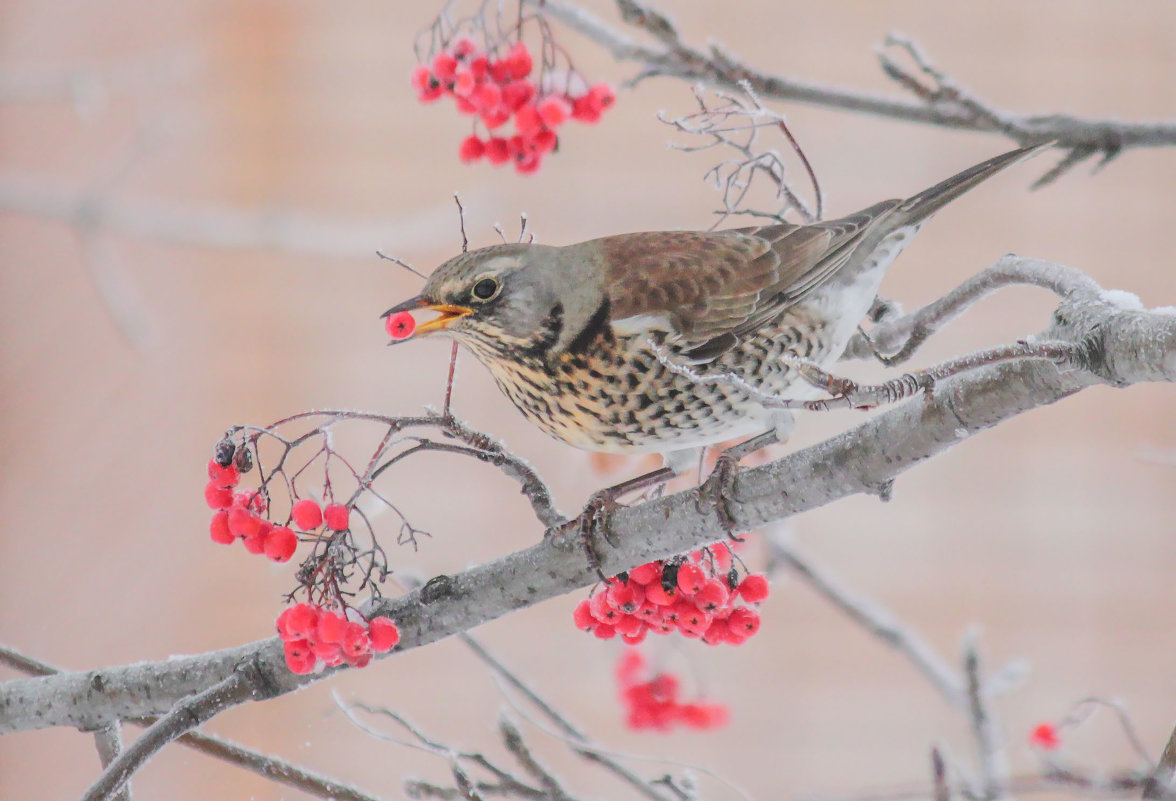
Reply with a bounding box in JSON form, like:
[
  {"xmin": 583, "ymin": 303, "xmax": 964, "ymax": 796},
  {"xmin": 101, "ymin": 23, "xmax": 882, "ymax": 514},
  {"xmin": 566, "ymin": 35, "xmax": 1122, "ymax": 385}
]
[
  {"xmin": 700, "ymin": 453, "xmax": 744, "ymax": 542},
  {"xmin": 577, "ymin": 489, "xmax": 622, "ymax": 580}
]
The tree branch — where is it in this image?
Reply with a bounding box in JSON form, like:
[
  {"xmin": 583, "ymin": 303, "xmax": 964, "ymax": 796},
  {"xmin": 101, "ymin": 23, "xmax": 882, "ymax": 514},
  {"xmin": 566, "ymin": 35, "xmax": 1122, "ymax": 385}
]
[
  {"xmin": 1, "ymin": 255, "xmax": 1173, "ymax": 737},
  {"xmin": 531, "ymin": 0, "xmax": 1176, "ymax": 155}
]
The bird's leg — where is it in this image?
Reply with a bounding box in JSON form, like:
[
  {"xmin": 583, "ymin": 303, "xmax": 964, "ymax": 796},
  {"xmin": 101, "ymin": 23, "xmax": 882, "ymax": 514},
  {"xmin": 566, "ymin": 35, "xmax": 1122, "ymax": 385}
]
[
  {"xmin": 701, "ymin": 412, "xmax": 794, "ymax": 541},
  {"xmin": 555, "ymin": 465, "xmax": 678, "ymax": 579}
]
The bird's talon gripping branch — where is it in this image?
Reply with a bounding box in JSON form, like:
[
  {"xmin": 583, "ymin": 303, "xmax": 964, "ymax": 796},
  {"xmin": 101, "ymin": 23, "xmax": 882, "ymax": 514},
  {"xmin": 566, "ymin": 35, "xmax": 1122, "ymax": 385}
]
[{"xmin": 700, "ymin": 454, "xmax": 743, "ymax": 540}]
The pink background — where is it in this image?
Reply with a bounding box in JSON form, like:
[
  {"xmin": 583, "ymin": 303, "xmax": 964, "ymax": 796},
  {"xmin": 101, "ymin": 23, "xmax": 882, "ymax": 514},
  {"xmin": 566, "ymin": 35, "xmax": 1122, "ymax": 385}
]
[{"xmin": 2, "ymin": 2, "xmax": 1174, "ymax": 798}]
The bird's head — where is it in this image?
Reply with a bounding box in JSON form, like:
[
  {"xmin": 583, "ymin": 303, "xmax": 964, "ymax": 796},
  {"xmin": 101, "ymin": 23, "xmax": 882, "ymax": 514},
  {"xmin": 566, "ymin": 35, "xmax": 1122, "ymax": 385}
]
[{"xmin": 382, "ymin": 242, "xmax": 606, "ymax": 356}]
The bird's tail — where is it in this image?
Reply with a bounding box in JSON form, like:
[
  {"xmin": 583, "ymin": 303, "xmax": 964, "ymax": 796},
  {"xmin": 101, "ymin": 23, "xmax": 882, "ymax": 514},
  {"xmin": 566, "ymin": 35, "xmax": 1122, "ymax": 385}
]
[{"xmin": 897, "ymin": 142, "xmax": 1049, "ymax": 224}]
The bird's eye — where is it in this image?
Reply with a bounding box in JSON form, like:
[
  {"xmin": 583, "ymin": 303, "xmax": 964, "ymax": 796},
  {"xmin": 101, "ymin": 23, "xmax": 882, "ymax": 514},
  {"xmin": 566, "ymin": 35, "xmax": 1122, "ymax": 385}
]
[{"xmin": 471, "ymin": 277, "xmax": 500, "ymax": 301}]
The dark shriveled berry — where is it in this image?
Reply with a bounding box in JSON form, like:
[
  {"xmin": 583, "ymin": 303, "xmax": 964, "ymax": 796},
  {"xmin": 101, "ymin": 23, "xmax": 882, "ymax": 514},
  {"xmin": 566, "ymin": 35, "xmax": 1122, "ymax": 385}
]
[
  {"xmin": 214, "ymin": 438, "xmax": 236, "ymax": 467},
  {"xmin": 233, "ymin": 445, "xmax": 254, "ymax": 473}
]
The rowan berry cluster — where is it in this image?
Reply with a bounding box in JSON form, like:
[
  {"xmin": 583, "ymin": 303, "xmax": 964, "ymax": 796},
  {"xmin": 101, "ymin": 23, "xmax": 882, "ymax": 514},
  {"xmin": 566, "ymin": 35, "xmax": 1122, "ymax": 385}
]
[
  {"xmin": 411, "ymin": 36, "xmax": 615, "ymax": 173},
  {"xmin": 276, "ymin": 602, "xmax": 401, "ymax": 674},
  {"xmin": 615, "ymin": 649, "xmax": 728, "ymax": 731},
  {"xmin": 573, "ymin": 545, "xmax": 770, "ymax": 645}
]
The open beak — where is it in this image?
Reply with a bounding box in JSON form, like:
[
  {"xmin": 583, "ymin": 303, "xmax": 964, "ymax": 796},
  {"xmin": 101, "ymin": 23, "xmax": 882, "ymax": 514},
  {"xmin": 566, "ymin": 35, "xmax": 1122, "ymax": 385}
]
[{"xmin": 380, "ymin": 295, "xmax": 473, "ymax": 336}]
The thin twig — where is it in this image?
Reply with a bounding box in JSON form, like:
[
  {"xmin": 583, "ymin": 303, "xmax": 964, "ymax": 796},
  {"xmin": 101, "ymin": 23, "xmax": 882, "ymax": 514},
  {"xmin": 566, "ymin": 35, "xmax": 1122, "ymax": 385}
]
[{"xmin": 962, "ymin": 637, "xmax": 1012, "ymax": 801}]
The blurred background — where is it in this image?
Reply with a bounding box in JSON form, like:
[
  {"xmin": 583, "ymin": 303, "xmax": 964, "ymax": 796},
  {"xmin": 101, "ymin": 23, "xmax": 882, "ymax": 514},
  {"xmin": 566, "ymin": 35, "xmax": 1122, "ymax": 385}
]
[{"xmin": 2, "ymin": 1, "xmax": 1174, "ymax": 799}]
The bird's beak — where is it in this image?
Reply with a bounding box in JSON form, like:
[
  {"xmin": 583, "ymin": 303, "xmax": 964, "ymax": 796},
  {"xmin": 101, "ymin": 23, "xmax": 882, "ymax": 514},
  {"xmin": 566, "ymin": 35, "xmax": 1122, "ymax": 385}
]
[{"xmin": 380, "ymin": 295, "xmax": 473, "ymax": 336}]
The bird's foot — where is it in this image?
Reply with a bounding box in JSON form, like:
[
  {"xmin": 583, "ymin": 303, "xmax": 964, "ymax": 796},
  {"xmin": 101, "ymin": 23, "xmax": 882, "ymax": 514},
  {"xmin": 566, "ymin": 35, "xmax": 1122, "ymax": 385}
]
[
  {"xmin": 578, "ymin": 488, "xmax": 622, "ymax": 580},
  {"xmin": 700, "ymin": 452, "xmax": 744, "ymax": 543},
  {"xmin": 547, "ymin": 465, "xmax": 677, "ymax": 579}
]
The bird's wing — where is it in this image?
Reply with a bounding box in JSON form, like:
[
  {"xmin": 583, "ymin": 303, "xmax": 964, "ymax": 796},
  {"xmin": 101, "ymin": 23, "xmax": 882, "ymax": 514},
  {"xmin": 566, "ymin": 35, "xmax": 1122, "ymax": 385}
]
[{"xmin": 598, "ymin": 205, "xmax": 897, "ymax": 361}]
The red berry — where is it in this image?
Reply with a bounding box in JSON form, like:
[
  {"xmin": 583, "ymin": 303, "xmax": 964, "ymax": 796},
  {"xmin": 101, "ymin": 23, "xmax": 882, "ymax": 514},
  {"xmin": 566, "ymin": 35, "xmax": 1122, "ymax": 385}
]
[
  {"xmin": 737, "ymin": 574, "xmax": 770, "ymax": 603},
  {"xmin": 514, "ymin": 103, "xmax": 543, "ymax": 136},
  {"xmin": 644, "ymin": 581, "xmax": 676, "ymax": 606},
  {"xmin": 515, "ymin": 152, "xmax": 542, "ymax": 174},
  {"xmin": 589, "ymin": 83, "xmax": 616, "ymax": 110},
  {"xmin": 283, "ymin": 639, "xmax": 317, "ymax": 674},
  {"xmin": 312, "ymin": 640, "xmax": 343, "ymax": 666},
  {"xmin": 368, "ymin": 617, "xmax": 400, "ymax": 652},
  {"xmin": 488, "ymin": 58, "xmax": 512, "ymax": 84},
  {"xmin": 341, "ymin": 621, "xmax": 371, "ymax": 657},
  {"xmin": 621, "ymin": 628, "xmax": 648, "ymax": 645},
  {"xmin": 242, "ymin": 531, "xmax": 267, "ymax": 555},
  {"xmin": 592, "ymin": 623, "xmax": 617, "ymax": 640},
  {"xmin": 500, "ymin": 79, "xmax": 535, "ymax": 111},
  {"xmin": 449, "ymin": 36, "xmax": 478, "ymax": 59},
  {"xmin": 480, "ymin": 107, "xmax": 511, "ymax": 129},
  {"xmin": 614, "ymin": 614, "xmax": 646, "ymax": 637},
  {"xmin": 343, "ymin": 650, "xmax": 372, "ymax": 669},
  {"xmin": 727, "ymin": 607, "xmax": 761, "ymax": 637},
  {"xmin": 227, "ymin": 506, "xmax": 260, "ymax": 539},
  {"xmin": 323, "ymin": 503, "xmax": 350, "ymax": 531},
  {"xmin": 484, "ymin": 137, "xmax": 511, "ymax": 165},
  {"xmin": 693, "ymin": 578, "xmax": 730, "ymax": 613},
  {"xmin": 264, "ymin": 526, "xmax": 297, "ymax": 562},
  {"xmin": 505, "ymin": 41, "xmax": 532, "ymax": 79},
  {"xmin": 206, "ymin": 459, "xmax": 239, "ymax": 488},
  {"xmin": 411, "ymin": 65, "xmax": 442, "ymax": 102},
  {"xmin": 676, "ymin": 563, "xmax": 706, "ymax": 595},
  {"xmin": 470, "ymin": 82, "xmax": 501, "ymax": 112},
  {"xmin": 279, "ymin": 603, "xmax": 320, "ymax": 640},
  {"xmin": 532, "ymin": 129, "xmax": 558, "ymax": 154},
  {"xmin": 291, "ymin": 499, "xmax": 323, "ymax": 530},
  {"xmin": 209, "ymin": 510, "xmax": 234, "ymax": 545},
  {"xmin": 316, "ymin": 609, "xmax": 348, "ymax": 644},
  {"xmin": 571, "ymin": 94, "xmax": 602, "ymax": 123},
  {"xmin": 385, "ymin": 310, "xmax": 416, "ymax": 339},
  {"xmin": 628, "ymin": 562, "xmax": 661, "ymax": 585},
  {"xmin": 606, "ymin": 581, "xmax": 644, "ymax": 613},
  {"xmin": 204, "ymin": 481, "xmax": 234, "ymax": 510},
  {"xmin": 537, "ymin": 95, "xmax": 571, "ymax": 128},
  {"xmin": 680, "ymin": 702, "xmax": 728, "ymax": 730},
  {"xmin": 453, "ymin": 94, "xmax": 477, "ymax": 115},
  {"xmin": 431, "ymin": 52, "xmax": 458, "ymax": 82},
  {"xmin": 458, "ymin": 135, "xmax": 486, "ymax": 163},
  {"xmin": 573, "ymin": 599, "xmax": 597, "ymax": 631},
  {"xmin": 452, "ymin": 70, "xmax": 476, "ymax": 98},
  {"xmin": 1030, "ymin": 723, "xmax": 1060, "ymax": 750}
]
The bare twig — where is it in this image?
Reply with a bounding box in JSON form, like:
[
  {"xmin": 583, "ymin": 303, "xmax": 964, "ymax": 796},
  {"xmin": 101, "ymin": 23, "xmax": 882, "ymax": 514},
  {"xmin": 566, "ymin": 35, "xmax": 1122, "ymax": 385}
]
[
  {"xmin": 962, "ymin": 638, "xmax": 1012, "ymax": 801},
  {"xmin": 92, "ymin": 724, "xmax": 132, "ymax": 801}
]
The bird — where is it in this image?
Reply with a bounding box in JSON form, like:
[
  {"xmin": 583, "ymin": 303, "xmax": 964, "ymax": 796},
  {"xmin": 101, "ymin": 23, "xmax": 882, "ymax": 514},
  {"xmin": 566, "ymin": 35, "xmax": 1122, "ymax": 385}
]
[{"xmin": 383, "ymin": 144, "xmax": 1043, "ymax": 487}]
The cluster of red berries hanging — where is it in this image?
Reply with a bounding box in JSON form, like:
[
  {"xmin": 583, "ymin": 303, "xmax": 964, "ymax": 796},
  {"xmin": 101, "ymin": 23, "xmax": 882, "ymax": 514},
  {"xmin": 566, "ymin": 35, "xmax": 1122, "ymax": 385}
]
[
  {"xmin": 277, "ymin": 602, "xmax": 401, "ymax": 674},
  {"xmin": 615, "ymin": 649, "xmax": 729, "ymax": 732},
  {"xmin": 573, "ymin": 545, "xmax": 770, "ymax": 645},
  {"xmin": 204, "ymin": 437, "xmax": 400, "ymax": 675},
  {"xmin": 411, "ymin": 35, "xmax": 616, "ymax": 174}
]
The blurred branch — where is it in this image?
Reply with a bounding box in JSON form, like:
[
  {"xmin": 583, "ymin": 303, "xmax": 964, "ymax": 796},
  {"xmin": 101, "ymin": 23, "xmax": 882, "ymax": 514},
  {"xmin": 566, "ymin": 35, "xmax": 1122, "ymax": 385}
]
[
  {"xmin": 532, "ymin": 0, "xmax": 1176, "ymax": 167},
  {"xmin": 0, "ymin": 171, "xmax": 475, "ymax": 258}
]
